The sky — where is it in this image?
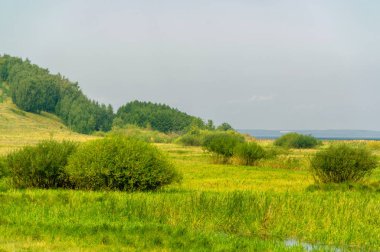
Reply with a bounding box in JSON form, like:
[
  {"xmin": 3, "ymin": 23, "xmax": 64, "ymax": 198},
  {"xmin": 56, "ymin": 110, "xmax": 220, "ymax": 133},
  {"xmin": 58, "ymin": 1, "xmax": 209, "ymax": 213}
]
[{"xmin": 1, "ymin": 0, "xmax": 380, "ymax": 130}]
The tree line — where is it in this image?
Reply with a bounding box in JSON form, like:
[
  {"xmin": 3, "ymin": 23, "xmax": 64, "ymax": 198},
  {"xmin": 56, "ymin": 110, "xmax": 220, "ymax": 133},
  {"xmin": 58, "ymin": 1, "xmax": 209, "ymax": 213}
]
[
  {"xmin": 0, "ymin": 55, "xmax": 113, "ymax": 133},
  {"xmin": 114, "ymin": 100, "xmax": 208, "ymax": 133},
  {"xmin": 0, "ymin": 54, "xmax": 233, "ymax": 134}
]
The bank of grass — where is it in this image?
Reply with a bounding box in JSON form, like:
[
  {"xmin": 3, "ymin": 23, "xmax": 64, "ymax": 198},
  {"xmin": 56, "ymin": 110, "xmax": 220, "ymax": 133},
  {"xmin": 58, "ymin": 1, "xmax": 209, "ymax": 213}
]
[
  {"xmin": 0, "ymin": 101, "xmax": 96, "ymax": 155},
  {"xmin": 1, "ymin": 142, "xmax": 379, "ymax": 250}
]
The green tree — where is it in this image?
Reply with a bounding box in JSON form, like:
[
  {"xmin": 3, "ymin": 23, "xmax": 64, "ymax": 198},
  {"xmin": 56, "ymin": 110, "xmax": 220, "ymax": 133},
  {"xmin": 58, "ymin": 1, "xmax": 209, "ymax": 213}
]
[
  {"xmin": 115, "ymin": 100, "xmax": 206, "ymax": 133},
  {"xmin": 217, "ymin": 122, "xmax": 233, "ymax": 131}
]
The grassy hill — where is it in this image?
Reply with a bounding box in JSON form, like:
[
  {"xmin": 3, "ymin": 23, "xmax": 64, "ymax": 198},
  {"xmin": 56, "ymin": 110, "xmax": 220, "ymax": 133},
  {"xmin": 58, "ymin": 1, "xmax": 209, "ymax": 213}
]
[{"xmin": 0, "ymin": 82, "xmax": 96, "ymax": 155}]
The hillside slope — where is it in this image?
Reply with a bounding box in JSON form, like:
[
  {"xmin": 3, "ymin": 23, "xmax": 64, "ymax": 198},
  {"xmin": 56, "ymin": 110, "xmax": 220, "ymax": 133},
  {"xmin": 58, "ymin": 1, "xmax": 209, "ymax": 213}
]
[{"xmin": 0, "ymin": 84, "xmax": 96, "ymax": 155}]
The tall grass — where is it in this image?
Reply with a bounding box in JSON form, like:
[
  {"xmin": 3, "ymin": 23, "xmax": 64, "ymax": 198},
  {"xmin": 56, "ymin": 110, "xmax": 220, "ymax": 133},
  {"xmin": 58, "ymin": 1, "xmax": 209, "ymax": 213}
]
[{"xmin": 0, "ymin": 189, "xmax": 379, "ymax": 250}]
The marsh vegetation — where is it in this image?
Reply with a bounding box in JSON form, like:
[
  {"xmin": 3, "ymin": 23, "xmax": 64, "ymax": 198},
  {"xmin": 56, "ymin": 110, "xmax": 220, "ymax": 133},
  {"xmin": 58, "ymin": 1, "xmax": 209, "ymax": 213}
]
[{"xmin": 1, "ymin": 135, "xmax": 379, "ymax": 251}]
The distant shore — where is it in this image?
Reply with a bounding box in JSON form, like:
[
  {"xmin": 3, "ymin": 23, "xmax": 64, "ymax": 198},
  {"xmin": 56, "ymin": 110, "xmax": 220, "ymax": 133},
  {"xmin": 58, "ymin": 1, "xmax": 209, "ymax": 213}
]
[{"xmin": 238, "ymin": 129, "xmax": 380, "ymax": 140}]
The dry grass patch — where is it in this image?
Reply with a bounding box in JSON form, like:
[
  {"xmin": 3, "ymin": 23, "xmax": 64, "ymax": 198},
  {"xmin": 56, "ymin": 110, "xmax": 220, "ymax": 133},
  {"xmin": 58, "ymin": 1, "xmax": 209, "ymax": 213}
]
[{"xmin": 0, "ymin": 102, "xmax": 96, "ymax": 155}]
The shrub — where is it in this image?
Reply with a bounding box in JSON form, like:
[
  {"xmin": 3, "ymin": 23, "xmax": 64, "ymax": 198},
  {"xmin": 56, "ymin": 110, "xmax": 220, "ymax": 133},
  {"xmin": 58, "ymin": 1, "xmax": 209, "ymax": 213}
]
[
  {"xmin": 176, "ymin": 129, "xmax": 212, "ymax": 146},
  {"xmin": 274, "ymin": 133, "xmax": 320, "ymax": 149},
  {"xmin": 203, "ymin": 132, "xmax": 244, "ymax": 162},
  {"xmin": 65, "ymin": 137, "xmax": 181, "ymax": 191},
  {"xmin": 311, "ymin": 144, "xmax": 378, "ymax": 183},
  {"xmin": 177, "ymin": 133, "xmax": 204, "ymax": 146},
  {"xmin": 6, "ymin": 140, "xmax": 77, "ymax": 188},
  {"xmin": 234, "ymin": 142, "xmax": 266, "ymax": 166},
  {"xmin": 216, "ymin": 122, "xmax": 234, "ymax": 131}
]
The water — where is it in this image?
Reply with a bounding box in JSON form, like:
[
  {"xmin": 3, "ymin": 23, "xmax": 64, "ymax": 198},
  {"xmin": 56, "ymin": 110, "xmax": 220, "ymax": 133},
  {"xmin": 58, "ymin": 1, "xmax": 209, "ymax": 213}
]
[
  {"xmin": 238, "ymin": 129, "xmax": 380, "ymax": 140},
  {"xmin": 284, "ymin": 239, "xmax": 342, "ymax": 252}
]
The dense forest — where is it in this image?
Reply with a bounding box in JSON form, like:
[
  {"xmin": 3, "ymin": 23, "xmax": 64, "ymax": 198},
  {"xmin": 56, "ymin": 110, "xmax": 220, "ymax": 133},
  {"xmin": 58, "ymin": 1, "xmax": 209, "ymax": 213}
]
[
  {"xmin": 115, "ymin": 101, "xmax": 207, "ymax": 133},
  {"xmin": 0, "ymin": 55, "xmax": 113, "ymax": 133},
  {"xmin": 0, "ymin": 54, "xmax": 231, "ymax": 134}
]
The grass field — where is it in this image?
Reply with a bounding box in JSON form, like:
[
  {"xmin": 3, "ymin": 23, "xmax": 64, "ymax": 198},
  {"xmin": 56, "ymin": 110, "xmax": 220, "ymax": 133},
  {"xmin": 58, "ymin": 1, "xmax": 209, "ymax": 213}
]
[
  {"xmin": 1, "ymin": 88, "xmax": 379, "ymax": 251},
  {"xmin": 1, "ymin": 142, "xmax": 380, "ymax": 251}
]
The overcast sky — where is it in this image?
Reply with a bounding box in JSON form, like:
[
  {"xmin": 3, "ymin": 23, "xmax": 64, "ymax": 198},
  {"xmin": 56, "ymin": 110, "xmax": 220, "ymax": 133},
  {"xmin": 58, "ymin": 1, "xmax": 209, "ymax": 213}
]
[{"xmin": 1, "ymin": 0, "xmax": 379, "ymax": 130}]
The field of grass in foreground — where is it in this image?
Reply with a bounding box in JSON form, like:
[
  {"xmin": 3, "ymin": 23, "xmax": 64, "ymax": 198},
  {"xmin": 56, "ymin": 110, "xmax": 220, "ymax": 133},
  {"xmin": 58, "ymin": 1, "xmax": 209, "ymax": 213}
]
[{"xmin": 0, "ymin": 143, "xmax": 379, "ymax": 251}]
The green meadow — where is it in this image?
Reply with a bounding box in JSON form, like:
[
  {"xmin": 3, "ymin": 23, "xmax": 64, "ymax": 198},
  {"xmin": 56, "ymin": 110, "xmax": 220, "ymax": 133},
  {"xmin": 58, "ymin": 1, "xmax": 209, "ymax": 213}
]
[{"xmin": 1, "ymin": 141, "xmax": 380, "ymax": 251}]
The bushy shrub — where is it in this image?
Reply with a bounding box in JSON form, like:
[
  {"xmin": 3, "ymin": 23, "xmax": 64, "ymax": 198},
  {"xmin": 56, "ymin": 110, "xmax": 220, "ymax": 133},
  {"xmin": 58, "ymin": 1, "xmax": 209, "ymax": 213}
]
[
  {"xmin": 177, "ymin": 133, "xmax": 204, "ymax": 146},
  {"xmin": 311, "ymin": 144, "xmax": 378, "ymax": 183},
  {"xmin": 65, "ymin": 137, "xmax": 181, "ymax": 191},
  {"xmin": 176, "ymin": 129, "xmax": 211, "ymax": 146},
  {"xmin": 234, "ymin": 142, "xmax": 266, "ymax": 166},
  {"xmin": 6, "ymin": 140, "xmax": 77, "ymax": 188},
  {"xmin": 203, "ymin": 132, "xmax": 244, "ymax": 162},
  {"xmin": 274, "ymin": 133, "xmax": 320, "ymax": 149},
  {"xmin": 216, "ymin": 122, "xmax": 233, "ymax": 131}
]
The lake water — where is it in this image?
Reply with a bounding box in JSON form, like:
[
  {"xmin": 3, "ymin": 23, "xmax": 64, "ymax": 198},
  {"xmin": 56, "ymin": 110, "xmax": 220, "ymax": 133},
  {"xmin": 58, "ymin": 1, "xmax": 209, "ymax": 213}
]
[
  {"xmin": 284, "ymin": 239, "xmax": 342, "ymax": 252},
  {"xmin": 238, "ymin": 129, "xmax": 380, "ymax": 140}
]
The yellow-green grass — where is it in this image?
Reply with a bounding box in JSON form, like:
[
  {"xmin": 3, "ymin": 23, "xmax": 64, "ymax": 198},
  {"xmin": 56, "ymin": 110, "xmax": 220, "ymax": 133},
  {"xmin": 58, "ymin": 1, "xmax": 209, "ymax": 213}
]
[
  {"xmin": 157, "ymin": 144, "xmax": 314, "ymax": 192},
  {"xmin": 0, "ymin": 100, "xmax": 96, "ymax": 155},
  {"xmin": 1, "ymin": 142, "xmax": 378, "ymax": 250},
  {"xmin": 1, "ymin": 186, "xmax": 379, "ymax": 251}
]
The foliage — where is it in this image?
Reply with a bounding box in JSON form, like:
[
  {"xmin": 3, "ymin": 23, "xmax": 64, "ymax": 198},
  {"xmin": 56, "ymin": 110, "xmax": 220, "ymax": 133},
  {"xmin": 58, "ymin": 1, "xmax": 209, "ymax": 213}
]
[
  {"xmin": 6, "ymin": 140, "xmax": 77, "ymax": 188},
  {"xmin": 234, "ymin": 142, "xmax": 267, "ymax": 166},
  {"xmin": 109, "ymin": 124, "xmax": 178, "ymax": 143},
  {"xmin": 274, "ymin": 132, "xmax": 320, "ymax": 149},
  {"xmin": 175, "ymin": 128, "xmax": 212, "ymax": 146},
  {"xmin": 177, "ymin": 133, "xmax": 204, "ymax": 146},
  {"xmin": 65, "ymin": 137, "xmax": 181, "ymax": 191},
  {"xmin": 206, "ymin": 119, "xmax": 215, "ymax": 130},
  {"xmin": 0, "ymin": 54, "xmax": 113, "ymax": 134},
  {"xmin": 203, "ymin": 132, "xmax": 244, "ymax": 162},
  {"xmin": 216, "ymin": 122, "xmax": 234, "ymax": 131},
  {"xmin": 311, "ymin": 144, "xmax": 378, "ymax": 183},
  {"xmin": 115, "ymin": 100, "xmax": 206, "ymax": 133}
]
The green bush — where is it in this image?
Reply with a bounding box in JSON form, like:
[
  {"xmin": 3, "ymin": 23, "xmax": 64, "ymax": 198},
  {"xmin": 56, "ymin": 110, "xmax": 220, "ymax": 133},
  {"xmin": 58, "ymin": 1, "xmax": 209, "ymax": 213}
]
[
  {"xmin": 311, "ymin": 144, "xmax": 378, "ymax": 183},
  {"xmin": 176, "ymin": 129, "xmax": 212, "ymax": 146},
  {"xmin": 65, "ymin": 137, "xmax": 181, "ymax": 191},
  {"xmin": 203, "ymin": 132, "xmax": 244, "ymax": 162},
  {"xmin": 6, "ymin": 140, "xmax": 77, "ymax": 188},
  {"xmin": 177, "ymin": 133, "xmax": 204, "ymax": 146},
  {"xmin": 234, "ymin": 142, "xmax": 266, "ymax": 166},
  {"xmin": 274, "ymin": 133, "xmax": 320, "ymax": 149}
]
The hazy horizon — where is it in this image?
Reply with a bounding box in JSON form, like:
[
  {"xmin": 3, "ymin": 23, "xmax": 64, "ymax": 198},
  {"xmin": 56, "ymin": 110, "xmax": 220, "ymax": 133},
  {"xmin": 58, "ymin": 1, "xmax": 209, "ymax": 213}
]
[{"xmin": 1, "ymin": 0, "xmax": 380, "ymax": 130}]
